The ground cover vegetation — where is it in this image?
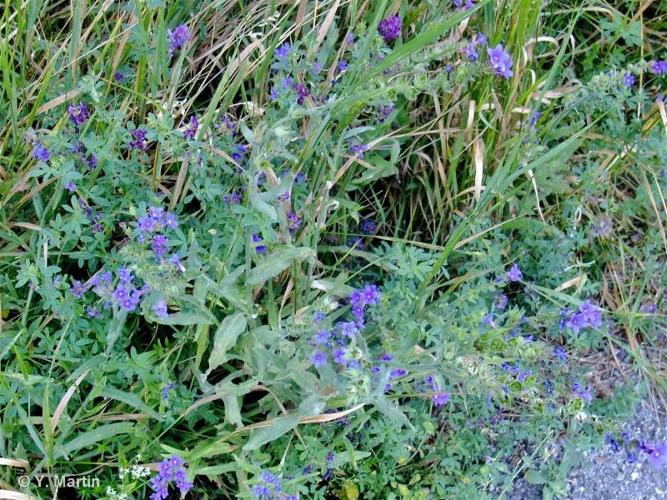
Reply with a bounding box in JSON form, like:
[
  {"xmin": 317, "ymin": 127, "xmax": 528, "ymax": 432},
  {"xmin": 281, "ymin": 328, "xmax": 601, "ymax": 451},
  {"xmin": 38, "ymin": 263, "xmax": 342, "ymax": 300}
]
[{"xmin": 0, "ymin": 0, "xmax": 666, "ymax": 498}]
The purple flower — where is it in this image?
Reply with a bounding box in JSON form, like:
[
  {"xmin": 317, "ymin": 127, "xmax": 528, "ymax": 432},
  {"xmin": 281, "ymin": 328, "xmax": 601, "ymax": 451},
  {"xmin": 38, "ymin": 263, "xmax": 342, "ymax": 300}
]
[
  {"xmin": 622, "ymin": 73, "xmax": 636, "ymax": 87},
  {"xmin": 464, "ymin": 43, "xmax": 479, "ymax": 62},
  {"xmin": 345, "ymin": 32, "xmax": 355, "ymax": 47},
  {"xmin": 360, "ymin": 219, "xmax": 377, "ymax": 235},
  {"xmin": 151, "ymin": 234, "xmax": 169, "ymax": 258},
  {"xmin": 260, "ymin": 471, "xmax": 280, "ymax": 487},
  {"xmin": 163, "ymin": 212, "xmax": 179, "ymax": 229},
  {"xmin": 71, "ymin": 280, "xmax": 86, "ymax": 299},
  {"xmin": 65, "ymin": 182, "xmax": 76, "ymax": 193},
  {"xmin": 333, "ymin": 348, "xmax": 347, "ymax": 365},
  {"xmin": 349, "ymin": 141, "xmax": 368, "ymax": 158},
  {"xmin": 650, "ymin": 60, "xmax": 667, "ymax": 75},
  {"xmin": 390, "ymin": 368, "xmax": 408, "ymax": 378},
  {"xmin": 379, "ymin": 353, "xmax": 393, "ymax": 362},
  {"xmin": 67, "ymin": 102, "xmax": 91, "ymax": 128},
  {"xmin": 495, "ymin": 293, "xmax": 509, "ymax": 310},
  {"xmin": 167, "ymin": 24, "xmax": 190, "ymax": 56},
  {"xmin": 454, "ymin": 0, "xmax": 476, "ymax": 8},
  {"xmin": 252, "ymin": 484, "xmax": 271, "ymax": 498},
  {"xmin": 86, "ymin": 154, "xmax": 98, "ymax": 169},
  {"xmin": 311, "ymin": 350, "xmax": 328, "ymax": 367},
  {"xmin": 32, "ymin": 143, "xmax": 50, "ymax": 162},
  {"xmin": 640, "ymin": 303, "xmax": 657, "ymax": 314},
  {"xmin": 149, "ymin": 455, "xmax": 192, "ymax": 500},
  {"xmin": 86, "ymin": 306, "xmax": 101, "ymax": 318},
  {"xmin": 129, "ymin": 129, "xmax": 148, "ymax": 151},
  {"xmin": 275, "ymin": 43, "xmax": 292, "ymax": 60},
  {"xmin": 153, "ymin": 299, "xmax": 168, "ymax": 318},
  {"xmin": 591, "ymin": 216, "xmax": 613, "ymax": 237},
  {"xmin": 138, "ymin": 216, "xmax": 157, "ymax": 233},
  {"xmin": 553, "ymin": 346, "xmax": 567, "ymax": 362},
  {"xmin": 432, "ymin": 392, "xmax": 451, "ymax": 406},
  {"xmin": 482, "ymin": 313, "xmax": 496, "ymax": 328},
  {"xmin": 314, "ymin": 330, "xmax": 331, "ymax": 345},
  {"xmin": 183, "ymin": 115, "xmax": 199, "ymax": 140},
  {"xmin": 220, "ymin": 115, "xmax": 237, "ymax": 134},
  {"xmin": 507, "ymin": 263, "xmax": 523, "ymax": 282},
  {"xmin": 337, "ymin": 321, "xmax": 358, "ymax": 338},
  {"xmin": 231, "ymin": 143, "xmax": 249, "ymax": 162},
  {"xmin": 337, "ymin": 60, "xmax": 348, "ymax": 72},
  {"xmin": 117, "ymin": 267, "xmax": 133, "ymax": 284},
  {"xmin": 252, "ymin": 233, "xmax": 267, "ymax": 254},
  {"xmin": 487, "ymin": 44, "xmax": 513, "ymax": 78},
  {"xmin": 378, "ymin": 15, "xmax": 402, "ymax": 44},
  {"xmin": 377, "ymin": 104, "xmax": 395, "ymax": 123},
  {"xmin": 577, "ymin": 300, "xmax": 602, "ymax": 328},
  {"xmin": 572, "ymin": 381, "xmax": 593, "ymax": 402},
  {"xmin": 643, "ymin": 443, "xmax": 667, "ymax": 468},
  {"xmin": 287, "ymin": 211, "xmax": 301, "ymax": 233},
  {"xmin": 292, "ymin": 82, "xmax": 309, "ymax": 104},
  {"xmin": 161, "ymin": 382, "xmax": 175, "ymax": 399},
  {"xmin": 605, "ymin": 433, "xmax": 621, "ymax": 453}
]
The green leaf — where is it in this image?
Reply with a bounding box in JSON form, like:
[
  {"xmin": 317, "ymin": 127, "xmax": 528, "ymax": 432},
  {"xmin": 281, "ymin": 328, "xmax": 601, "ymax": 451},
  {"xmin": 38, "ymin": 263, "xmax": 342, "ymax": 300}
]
[
  {"xmin": 207, "ymin": 313, "xmax": 247, "ymax": 373},
  {"xmin": 524, "ymin": 469, "xmax": 547, "ymax": 485},
  {"xmin": 246, "ymin": 246, "xmax": 315, "ymax": 285},
  {"xmin": 100, "ymin": 386, "xmax": 160, "ymax": 419},
  {"xmin": 242, "ymin": 413, "xmax": 301, "ymax": 452},
  {"xmin": 157, "ymin": 311, "xmax": 213, "ymax": 326},
  {"xmin": 55, "ymin": 423, "xmax": 134, "ymax": 458}
]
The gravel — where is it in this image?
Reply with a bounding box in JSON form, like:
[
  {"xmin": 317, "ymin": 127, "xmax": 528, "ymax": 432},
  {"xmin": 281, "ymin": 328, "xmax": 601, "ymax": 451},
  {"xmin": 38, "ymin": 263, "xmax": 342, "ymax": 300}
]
[{"xmin": 507, "ymin": 402, "xmax": 667, "ymax": 500}]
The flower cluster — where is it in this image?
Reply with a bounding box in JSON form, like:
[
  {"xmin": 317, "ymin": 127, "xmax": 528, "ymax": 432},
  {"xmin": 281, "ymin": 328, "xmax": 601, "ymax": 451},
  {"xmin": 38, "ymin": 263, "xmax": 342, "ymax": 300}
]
[
  {"xmin": 507, "ymin": 263, "xmax": 522, "ymax": 282},
  {"xmin": 32, "ymin": 142, "xmax": 50, "ymax": 162},
  {"xmin": 463, "ymin": 33, "xmax": 487, "ymax": 62},
  {"xmin": 571, "ymin": 381, "xmax": 592, "ymax": 402},
  {"xmin": 67, "ymin": 102, "xmax": 91, "ymax": 129},
  {"xmin": 378, "ymin": 15, "xmax": 402, "ymax": 44},
  {"xmin": 129, "ymin": 129, "xmax": 149, "ymax": 151},
  {"xmin": 424, "ymin": 375, "xmax": 451, "ymax": 406},
  {"xmin": 251, "ymin": 470, "xmax": 296, "ymax": 499},
  {"xmin": 559, "ymin": 300, "xmax": 603, "ymax": 333},
  {"xmin": 349, "ymin": 284, "xmax": 381, "ymax": 326},
  {"xmin": 359, "ymin": 219, "xmax": 377, "ymax": 235},
  {"xmin": 605, "ymin": 432, "xmax": 667, "ymax": 469},
  {"xmin": 650, "ymin": 60, "xmax": 667, "ymax": 75},
  {"xmin": 487, "ymin": 44, "xmax": 513, "ymax": 78},
  {"xmin": 136, "ymin": 206, "xmax": 179, "ymax": 252},
  {"xmin": 182, "ymin": 115, "xmax": 199, "ymax": 140},
  {"xmin": 454, "ymin": 0, "xmax": 475, "ymax": 9},
  {"xmin": 149, "ymin": 455, "xmax": 193, "ymax": 500},
  {"xmin": 167, "ymin": 24, "xmax": 190, "ymax": 56},
  {"xmin": 622, "ymin": 73, "xmax": 636, "ymax": 87},
  {"xmin": 308, "ymin": 285, "xmax": 381, "ymax": 371}
]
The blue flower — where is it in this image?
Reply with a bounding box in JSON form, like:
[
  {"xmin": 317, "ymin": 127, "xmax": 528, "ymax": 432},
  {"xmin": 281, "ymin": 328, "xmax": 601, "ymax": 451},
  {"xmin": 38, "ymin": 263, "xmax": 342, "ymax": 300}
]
[
  {"xmin": 553, "ymin": 346, "xmax": 567, "ymax": 362},
  {"xmin": 275, "ymin": 43, "xmax": 292, "ymax": 60},
  {"xmin": 432, "ymin": 392, "xmax": 450, "ymax": 406},
  {"xmin": 487, "ymin": 44, "xmax": 513, "ymax": 78},
  {"xmin": 622, "ymin": 73, "xmax": 636, "ymax": 87},
  {"xmin": 311, "ymin": 350, "xmax": 328, "ymax": 367},
  {"xmin": 67, "ymin": 102, "xmax": 91, "ymax": 128},
  {"xmin": 167, "ymin": 24, "xmax": 190, "ymax": 56},
  {"xmin": 149, "ymin": 455, "xmax": 193, "ymax": 500},
  {"xmin": 32, "ymin": 143, "xmax": 51, "ymax": 162},
  {"xmin": 153, "ymin": 299, "xmax": 169, "ymax": 318},
  {"xmin": 378, "ymin": 15, "xmax": 402, "ymax": 44},
  {"xmin": 507, "ymin": 263, "xmax": 523, "ymax": 282}
]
